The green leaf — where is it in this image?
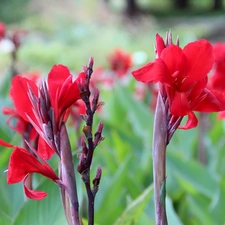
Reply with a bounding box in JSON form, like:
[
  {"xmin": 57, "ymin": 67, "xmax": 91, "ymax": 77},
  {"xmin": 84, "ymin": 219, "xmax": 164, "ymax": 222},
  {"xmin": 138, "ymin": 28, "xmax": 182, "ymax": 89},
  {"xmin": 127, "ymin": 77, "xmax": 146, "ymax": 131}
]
[
  {"xmin": 166, "ymin": 196, "xmax": 184, "ymax": 225},
  {"xmin": 95, "ymin": 155, "xmax": 133, "ymax": 225},
  {"xmin": 114, "ymin": 185, "xmax": 153, "ymax": 225},
  {"xmin": 114, "ymin": 84, "xmax": 153, "ymax": 143},
  {"xmin": 186, "ymin": 194, "xmax": 214, "ymax": 225},
  {"xmin": 0, "ymin": 172, "xmax": 24, "ymax": 222},
  {"xmin": 167, "ymin": 151, "xmax": 217, "ymax": 197},
  {"xmin": 0, "ymin": 96, "xmax": 14, "ymax": 141},
  {"xmin": 0, "ymin": 210, "xmax": 12, "ymax": 225},
  {"xmin": 211, "ymin": 178, "xmax": 225, "ymax": 225},
  {"xmin": 12, "ymin": 180, "xmax": 67, "ymax": 225}
]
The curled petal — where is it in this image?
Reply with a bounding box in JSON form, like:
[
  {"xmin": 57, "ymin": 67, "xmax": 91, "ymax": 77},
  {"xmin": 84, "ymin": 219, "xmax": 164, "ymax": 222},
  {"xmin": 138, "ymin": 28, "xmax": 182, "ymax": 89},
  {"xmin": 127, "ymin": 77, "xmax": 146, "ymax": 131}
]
[
  {"xmin": 179, "ymin": 111, "xmax": 198, "ymax": 130},
  {"xmin": 23, "ymin": 176, "xmax": 47, "ymax": 200}
]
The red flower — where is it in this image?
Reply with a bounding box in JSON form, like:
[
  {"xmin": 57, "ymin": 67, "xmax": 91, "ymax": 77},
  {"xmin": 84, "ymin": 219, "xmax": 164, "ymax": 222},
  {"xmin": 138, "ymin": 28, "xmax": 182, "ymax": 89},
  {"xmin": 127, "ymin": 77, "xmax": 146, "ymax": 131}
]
[
  {"xmin": 132, "ymin": 34, "xmax": 225, "ymax": 129},
  {"xmin": 0, "ymin": 22, "xmax": 5, "ymax": 40},
  {"xmin": 10, "ymin": 65, "xmax": 83, "ymax": 159},
  {"xmin": 108, "ymin": 49, "xmax": 133, "ymax": 77},
  {"xmin": 11, "ymin": 65, "xmax": 81, "ymax": 126},
  {"xmin": 0, "ymin": 139, "xmax": 60, "ymax": 200}
]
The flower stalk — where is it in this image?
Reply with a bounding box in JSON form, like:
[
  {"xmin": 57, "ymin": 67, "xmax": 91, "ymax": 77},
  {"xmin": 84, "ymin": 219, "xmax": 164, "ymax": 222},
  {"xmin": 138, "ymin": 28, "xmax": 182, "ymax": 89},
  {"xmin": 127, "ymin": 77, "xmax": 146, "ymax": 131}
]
[
  {"xmin": 152, "ymin": 92, "xmax": 168, "ymax": 225},
  {"xmin": 77, "ymin": 57, "xmax": 104, "ymax": 225},
  {"xmin": 60, "ymin": 122, "xmax": 80, "ymax": 225}
]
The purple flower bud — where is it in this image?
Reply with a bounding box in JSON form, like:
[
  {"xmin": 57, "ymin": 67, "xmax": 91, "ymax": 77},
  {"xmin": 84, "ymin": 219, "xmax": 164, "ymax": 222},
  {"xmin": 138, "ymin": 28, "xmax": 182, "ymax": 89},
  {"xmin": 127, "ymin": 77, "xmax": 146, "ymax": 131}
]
[{"xmin": 92, "ymin": 166, "xmax": 102, "ymax": 187}]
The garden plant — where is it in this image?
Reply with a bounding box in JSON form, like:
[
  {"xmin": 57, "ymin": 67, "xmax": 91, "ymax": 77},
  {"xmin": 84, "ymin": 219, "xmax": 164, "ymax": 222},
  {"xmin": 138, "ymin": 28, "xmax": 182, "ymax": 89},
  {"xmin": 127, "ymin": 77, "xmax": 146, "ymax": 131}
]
[{"xmin": 1, "ymin": 6, "xmax": 225, "ymax": 224}]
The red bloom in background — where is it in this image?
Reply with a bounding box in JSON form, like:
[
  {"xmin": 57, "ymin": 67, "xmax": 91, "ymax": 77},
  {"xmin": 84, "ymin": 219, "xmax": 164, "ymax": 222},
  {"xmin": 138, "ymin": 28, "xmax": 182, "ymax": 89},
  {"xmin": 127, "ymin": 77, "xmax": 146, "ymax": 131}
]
[
  {"xmin": 0, "ymin": 22, "xmax": 5, "ymax": 40},
  {"xmin": 0, "ymin": 139, "xmax": 60, "ymax": 200},
  {"xmin": 209, "ymin": 43, "xmax": 225, "ymax": 119},
  {"xmin": 210, "ymin": 43, "xmax": 225, "ymax": 91},
  {"xmin": 108, "ymin": 49, "xmax": 133, "ymax": 77},
  {"xmin": 132, "ymin": 34, "xmax": 225, "ymax": 129}
]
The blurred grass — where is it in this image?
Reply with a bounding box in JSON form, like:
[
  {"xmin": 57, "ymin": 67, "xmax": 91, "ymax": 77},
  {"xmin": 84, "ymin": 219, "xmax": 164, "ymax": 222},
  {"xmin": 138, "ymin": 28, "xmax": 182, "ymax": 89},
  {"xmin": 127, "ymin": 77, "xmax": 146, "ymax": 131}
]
[{"xmin": 2, "ymin": 0, "xmax": 224, "ymax": 73}]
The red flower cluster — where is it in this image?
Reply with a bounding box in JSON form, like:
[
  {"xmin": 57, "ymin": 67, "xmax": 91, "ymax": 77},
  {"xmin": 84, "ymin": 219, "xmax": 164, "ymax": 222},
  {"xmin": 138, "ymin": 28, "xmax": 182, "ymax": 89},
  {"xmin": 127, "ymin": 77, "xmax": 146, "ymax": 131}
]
[
  {"xmin": 108, "ymin": 49, "xmax": 133, "ymax": 77},
  {"xmin": 1, "ymin": 65, "xmax": 83, "ymax": 199},
  {"xmin": 132, "ymin": 34, "xmax": 225, "ymax": 129}
]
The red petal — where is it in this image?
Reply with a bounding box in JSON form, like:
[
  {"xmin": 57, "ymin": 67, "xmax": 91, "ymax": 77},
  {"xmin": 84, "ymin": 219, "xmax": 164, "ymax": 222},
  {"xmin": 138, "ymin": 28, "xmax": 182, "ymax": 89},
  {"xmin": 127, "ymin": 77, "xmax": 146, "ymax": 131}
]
[
  {"xmin": 0, "ymin": 139, "xmax": 14, "ymax": 148},
  {"xmin": 186, "ymin": 77, "xmax": 208, "ymax": 104},
  {"xmin": 160, "ymin": 45, "xmax": 187, "ymax": 80},
  {"xmin": 7, "ymin": 147, "xmax": 40, "ymax": 183},
  {"xmin": 58, "ymin": 76, "xmax": 80, "ymax": 117},
  {"xmin": 48, "ymin": 64, "xmax": 71, "ymax": 108},
  {"xmin": 218, "ymin": 111, "xmax": 225, "ymax": 120},
  {"xmin": 179, "ymin": 111, "xmax": 198, "ymax": 130},
  {"xmin": 170, "ymin": 92, "xmax": 189, "ymax": 116},
  {"xmin": 7, "ymin": 146, "xmax": 59, "ymax": 184},
  {"xmin": 183, "ymin": 40, "xmax": 214, "ymax": 88},
  {"xmin": 10, "ymin": 76, "xmax": 38, "ymax": 123},
  {"xmin": 23, "ymin": 178, "xmax": 47, "ymax": 200},
  {"xmin": 38, "ymin": 137, "xmax": 55, "ymax": 160},
  {"xmin": 2, "ymin": 107, "xmax": 16, "ymax": 115},
  {"xmin": 132, "ymin": 59, "xmax": 173, "ymax": 86},
  {"xmin": 76, "ymin": 71, "xmax": 86, "ymax": 87},
  {"xmin": 210, "ymin": 71, "xmax": 225, "ymax": 91},
  {"xmin": 192, "ymin": 88, "xmax": 225, "ymax": 112},
  {"xmin": 155, "ymin": 34, "xmax": 166, "ymax": 57}
]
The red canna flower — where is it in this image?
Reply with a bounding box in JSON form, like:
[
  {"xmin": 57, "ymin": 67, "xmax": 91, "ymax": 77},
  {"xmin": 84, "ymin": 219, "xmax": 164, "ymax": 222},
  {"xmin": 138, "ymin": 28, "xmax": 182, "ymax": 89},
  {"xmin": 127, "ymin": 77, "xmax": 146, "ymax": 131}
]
[
  {"xmin": 0, "ymin": 139, "xmax": 61, "ymax": 200},
  {"xmin": 132, "ymin": 34, "xmax": 225, "ymax": 129},
  {"xmin": 11, "ymin": 65, "xmax": 81, "ymax": 127},
  {"xmin": 108, "ymin": 49, "xmax": 133, "ymax": 77},
  {"xmin": 10, "ymin": 65, "xmax": 84, "ymax": 159}
]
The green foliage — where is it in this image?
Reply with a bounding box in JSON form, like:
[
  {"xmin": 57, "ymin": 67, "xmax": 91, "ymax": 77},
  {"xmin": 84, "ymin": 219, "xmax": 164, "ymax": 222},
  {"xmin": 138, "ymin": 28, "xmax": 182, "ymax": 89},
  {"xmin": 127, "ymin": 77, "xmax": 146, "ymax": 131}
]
[
  {"xmin": 1, "ymin": 1, "xmax": 225, "ymax": 224},
  {"xmin": 0, "ymin": 0, "xmax": 31, "ymax": 23}
]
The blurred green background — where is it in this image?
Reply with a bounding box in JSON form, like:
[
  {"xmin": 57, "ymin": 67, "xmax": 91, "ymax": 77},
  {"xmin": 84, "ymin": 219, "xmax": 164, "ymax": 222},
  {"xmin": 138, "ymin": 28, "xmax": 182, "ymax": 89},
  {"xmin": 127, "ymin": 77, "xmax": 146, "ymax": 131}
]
[{"xmin": 1, "ymin": 0, "xmax": 225, "ymax": 225}]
